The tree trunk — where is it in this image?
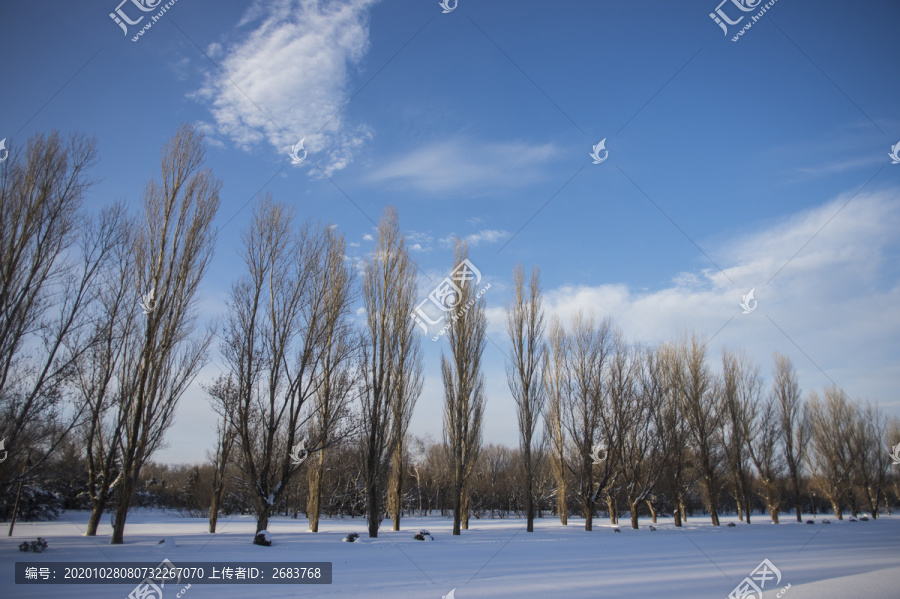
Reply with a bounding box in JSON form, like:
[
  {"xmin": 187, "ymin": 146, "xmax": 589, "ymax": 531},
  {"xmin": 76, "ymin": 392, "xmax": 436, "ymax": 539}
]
[
  {"xmin": 308, "ymin": 461, "xmax": 323, "ymax": 532},
  {"xmin": 110, "ymin": 473, "xmax": 136, "ymax": 544},
  {"xmin": 831, "ymin": 500, "xmax": 841, "ymax": 520},
  {"xmin": 256, "ymin": 502, "xmax": 272, "ymax": 534},
  {"xmin": 645, "ymin": 499, "xmax": 657, "ymax": 524},
  {"xmin": 85, "ymin": 499, "xmax": 105, "ymax": 536},
  {"xmin": 462, "ymin": 493, "xmax": 470, "ymax": 530},
  {"xmin": 584, "ymin": 494, "xmax": 593, "ymax": 531},
  {"xmin": 708, "ymin": 489, "xmax": 721, "ymax": 526},
  {"xmin": 390, "ymin": 456, "xmax": 403, "ymax": 532},
  {"xmin": 679, "ymin": 499, "xmax": 687, "ymax": 522},
  {"xmin": 367, "ymin": 480, "xmax": 380, "ymax": 538},
  {"xmin": 452, "ymin": 483, "xmax": 462, "ymax": 535},
  {"xmin": 630, "ymin": 500, "xmax": 639, "ymax": 529},
  {"xmin": 525, "ymin": 465, "xmax": 534, "ymax": 533},
  {"xmin": 558, "ymin": 482, "xmax": 568, "ymax": 525}
]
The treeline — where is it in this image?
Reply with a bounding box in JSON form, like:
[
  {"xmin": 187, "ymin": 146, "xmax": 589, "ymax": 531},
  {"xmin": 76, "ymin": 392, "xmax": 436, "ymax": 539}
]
[{"xmin": 2, "ymin": 126, "xmax": 898, "ymax": 545}]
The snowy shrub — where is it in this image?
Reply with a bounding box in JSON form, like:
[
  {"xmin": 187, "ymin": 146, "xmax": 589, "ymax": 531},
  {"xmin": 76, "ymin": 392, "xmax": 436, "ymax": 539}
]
[
  {"xmin": 253, "ymin": 530, "xmax": 272, "ymax": 546},
  {"xmin": 649, "ymin": 526, "xmax": 657, "ymax": 531},
  {"xmin": 726, "ymin": 522, "xmax": 736, "ymax": 527},
  {"xmin": 342, "ymin": 532, "xmax": 359, "ymax": 543},
  {"xmin": 822, "ymin": 519, "xmax": 830, "ymax": 524},
  {"xmin": 806, "ymin": 520, "xmax": 815, "ymax": 524},
  {"xmin": 18, "ymin": 538, "xmax": 48, "ymax": 552},
  {"xmin": 613, "ymin": 528, "xmax": 620, "ymax": 533},
  {"xmin": 860, "ymin": 516, "xmax": 869, "ymax": 521},
  {"xmin": 413, "ymin": 530, "xmax": 433, "ymax": 541},
  {"xmin": 849, "ymin": 517, "xmax": 858, "ymax": 522},
  {"xmin": 4, "ymin": 486, "xmax": 63, "ymax": 522}
]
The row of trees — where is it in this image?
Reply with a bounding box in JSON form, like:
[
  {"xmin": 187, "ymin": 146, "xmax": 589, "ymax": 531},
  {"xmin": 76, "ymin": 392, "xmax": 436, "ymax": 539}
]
[
  {"xmin": 504, "ymin": 269, "xmax": 899, "ymax": 531},
  {"xmin": 9, "ymin": 418, "xmax": 900, "ymax": 527},
  {"xmin": 2, "ymin": 125, "xmax": 897, "ymax": 545},
  {"xmin": 0, "ymin": 126, "xmax": 219, "ymax": 543}
]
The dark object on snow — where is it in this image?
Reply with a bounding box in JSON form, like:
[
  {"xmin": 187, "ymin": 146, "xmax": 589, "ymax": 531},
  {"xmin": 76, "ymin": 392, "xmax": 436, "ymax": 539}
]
[
  {"xmin": 806, "ymin": 520, "xmax": 815, "ymax": 525},
  {"xmin": 822, "ymin": 519, "xmax": 830, "ymax": 524},
  {"xmin": 253, "ymin": 530, "xmax": 272, "ymax": 546},
  {"xmin": 613, "ymin": 528, "xmax": 621, "ymax": 533},
  {"xmin": 649, "ymin": 526, "xmax": 657, "ymax": 531},
  {"xmin": 19, "ymin": 538, "xmax": 48, "ymax": 553},
  {"xmin": 849, "ymin": 517, "xmax": 858, "ymax": 522},
  {"xmin": 860, "ymin": 516, "xmax": 869, "ymax": 521},
  {"xmin": 413, "ymin": 530, "xmax": 433, "ymax": 541},
  {"xmin": 726, "ymin": 522, "xmax": 736, "ymax": 527},
  {"xmin": 343, "ymin": 532, "xmax": 360, "ymax": 543},
  {"xmin": 158, "ymin": 539, "xmax": 165, "ymax": 543}
]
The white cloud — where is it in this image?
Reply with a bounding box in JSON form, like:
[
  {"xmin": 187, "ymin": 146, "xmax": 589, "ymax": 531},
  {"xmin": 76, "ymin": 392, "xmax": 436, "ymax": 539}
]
[
  {"xmin": 369, "ymin": 138, "xmax": 560, "ymax": 193},
  {"xmin": 484, "ymin": 189, "xmax": 900, "ymax": 409},
  {"xmin": 404, "ymin": 231, "xmax": 433, "ymax": 252},
  {"xmin": 362, "ymin": 233, "xmax": 374, "ymax": 241},
  {"xmin": 194, "ymin": 0, "xmax": 376, "ymax": 175},
  {"xmin": 439, "ymin": 229, "xmax": 509, "ymax": 248}
]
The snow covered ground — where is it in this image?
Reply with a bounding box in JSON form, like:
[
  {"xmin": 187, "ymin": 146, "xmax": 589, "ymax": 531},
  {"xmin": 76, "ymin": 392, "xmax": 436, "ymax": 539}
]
[{"xmin": 3, "ymin": 510, "xmax": 899, "ymax": 598}]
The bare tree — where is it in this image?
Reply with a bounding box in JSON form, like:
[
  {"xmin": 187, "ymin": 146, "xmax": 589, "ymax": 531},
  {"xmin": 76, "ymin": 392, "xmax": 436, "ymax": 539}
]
[
  {"xmin": 111, "ymin": 124, "xmax": 220, "ymax": 544},
  {"xmin": 442, "ymin": 239, "xmax": 487, "ymax": 536},
  {"xmin": 386, "ymin": 235, "xmax": 423, "ymax": 532},
  {"xmin": 680, "ymin": 334, "xmax": 725, "ymax": 526},
  {"xmin": 72, "ymin": 206, "xmax": 136, "ymax": 536},
  {"xmin": 720, "ymin": 348, "xmax": 759, "ymax": 523},
  {"xmin": 561, "ymin": 312, "xmax": 612, "ymax": 532},
  {"xmin": 807, "ymin": 387, "xmax": 855, "ymax": 520},
  {"xmin": 542, "ymin": 317, "xmax": 569, "ymax": 525},
  {"xmin": 0, "ymin": 132, "xmax": 105, "ymax": 486},
  {"xmin": 222, "ymin": 196, "xmax": 333, "ymax": 538},
  {"xmin": 619, "ymin": 345, "xmax": 666, "ymax": 529},
  {"xmin": 655, "ymin": 342, "xmax": 693, "ymax": 527},
  {"xmin": 505, "ymin": 264, "xmax": 545, "ymax": 532},
  {"xmin": 204, "ymin": 375, "xmax": 237, "ymax": 533},
  {"xmin": 851, "ymin": 401, "xmax": 889, "ymax": 519},
  {"xmin": 748, "ymin": 394, "xmax": 783, "ymax": 523},
  {"xmin": 772, "ymin": 352, "xmax": 808, "ymax": 522},
  {"xmin": 307, "ymin": 226, "xmax": 358, "ymax": 533},
  {"xmin": 360, "ymin": 207, "xmax": 418, "ymax": 538}
]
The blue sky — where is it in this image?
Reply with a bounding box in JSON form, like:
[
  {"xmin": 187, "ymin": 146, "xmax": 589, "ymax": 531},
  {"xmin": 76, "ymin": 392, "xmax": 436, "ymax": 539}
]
[{"xmin": 2, "ymin": 0, "xmax": 899, "ymax": 464}]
